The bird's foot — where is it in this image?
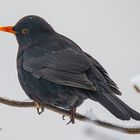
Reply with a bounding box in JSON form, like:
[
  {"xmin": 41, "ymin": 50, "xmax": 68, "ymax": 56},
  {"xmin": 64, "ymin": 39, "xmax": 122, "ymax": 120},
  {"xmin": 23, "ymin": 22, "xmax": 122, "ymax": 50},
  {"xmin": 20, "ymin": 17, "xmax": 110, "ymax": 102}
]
[
  {"xmin": 66, "ymin": 117, "xmax": 75, "ymax": 125},
  {"xmin": 35, "ymin": 102, "xmax": 44, "ymax": 115},
  {"xmin": 66, "ymin": 107, "xmax": 76, "ymax": 125}
]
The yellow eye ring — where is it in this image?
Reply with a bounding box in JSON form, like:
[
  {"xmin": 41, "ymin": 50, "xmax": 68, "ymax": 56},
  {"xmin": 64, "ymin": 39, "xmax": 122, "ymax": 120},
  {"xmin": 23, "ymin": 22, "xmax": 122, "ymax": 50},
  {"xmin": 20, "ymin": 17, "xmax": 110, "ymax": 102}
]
[{"xmin": 21, "ymin": 28, "xmax": 29, "ymax": 35}]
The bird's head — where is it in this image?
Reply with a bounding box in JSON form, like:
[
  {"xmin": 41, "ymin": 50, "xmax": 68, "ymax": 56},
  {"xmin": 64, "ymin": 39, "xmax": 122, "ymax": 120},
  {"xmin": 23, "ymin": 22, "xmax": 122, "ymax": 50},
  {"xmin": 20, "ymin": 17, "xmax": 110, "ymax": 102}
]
[{"xmin": 0, "ymin": 15, "xmax": 55, "ymax": 46}]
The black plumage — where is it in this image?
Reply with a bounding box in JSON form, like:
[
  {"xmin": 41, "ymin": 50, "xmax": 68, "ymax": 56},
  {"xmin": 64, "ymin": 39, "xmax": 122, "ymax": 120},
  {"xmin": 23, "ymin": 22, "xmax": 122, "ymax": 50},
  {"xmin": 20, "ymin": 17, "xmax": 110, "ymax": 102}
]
[{"xmin": 1, "ymin": 15, "xmax": 140, "ymax": 123}]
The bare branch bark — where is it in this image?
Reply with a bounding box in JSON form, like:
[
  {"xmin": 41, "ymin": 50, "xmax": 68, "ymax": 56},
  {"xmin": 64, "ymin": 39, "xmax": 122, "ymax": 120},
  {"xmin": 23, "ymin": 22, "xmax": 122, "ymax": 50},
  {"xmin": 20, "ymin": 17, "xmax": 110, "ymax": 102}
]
[{"xmin": 0, "ymin": 96, "xmax": 140, "ymax": 134}]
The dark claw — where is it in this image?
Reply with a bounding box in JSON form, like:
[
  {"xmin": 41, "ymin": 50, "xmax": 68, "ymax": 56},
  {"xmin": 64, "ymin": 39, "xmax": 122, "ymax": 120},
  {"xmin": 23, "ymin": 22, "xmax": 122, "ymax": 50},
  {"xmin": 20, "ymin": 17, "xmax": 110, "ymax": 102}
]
[
  {"xmin": 62, "ymin": 115, "xmax": 66, "ymax": 120},
  {"xmin": 37, "ymin": 106, "xmax": 44, "ymax": 115},
  {"xmin": 66, "ymin": 118, "xmax": 75, "ymax": 125}
]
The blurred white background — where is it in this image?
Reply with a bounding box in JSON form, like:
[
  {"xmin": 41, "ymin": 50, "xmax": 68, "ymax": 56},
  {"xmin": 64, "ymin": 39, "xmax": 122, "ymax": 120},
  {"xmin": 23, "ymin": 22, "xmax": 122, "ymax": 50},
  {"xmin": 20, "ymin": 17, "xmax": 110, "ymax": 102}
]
[{"xmin": 0, "ymin": 0, "xmax": 140, "ymax": 139}]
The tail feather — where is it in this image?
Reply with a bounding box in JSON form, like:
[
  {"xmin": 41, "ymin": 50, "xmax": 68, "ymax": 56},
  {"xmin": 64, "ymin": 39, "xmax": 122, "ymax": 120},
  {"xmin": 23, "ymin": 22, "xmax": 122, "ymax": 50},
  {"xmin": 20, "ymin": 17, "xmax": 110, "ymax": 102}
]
[
  {"xmin": 88, "ymin": 89, "xmax": 140, "ymax": 120},
  {"xmin": 113, "ymin": 95, "xmax": 140, "ymax": 120}
]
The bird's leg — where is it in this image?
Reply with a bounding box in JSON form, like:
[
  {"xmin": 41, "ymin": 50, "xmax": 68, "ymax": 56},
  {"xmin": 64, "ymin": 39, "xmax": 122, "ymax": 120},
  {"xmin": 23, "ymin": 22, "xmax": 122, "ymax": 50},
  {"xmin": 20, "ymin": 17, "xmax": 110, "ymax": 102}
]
[
  {"xmin": 35, "ymin": 102, "xmax": 44, "ymax": 115},
  {"xmin": 66, "ymin": 107, "xmax": 76, "ymax": 125}
]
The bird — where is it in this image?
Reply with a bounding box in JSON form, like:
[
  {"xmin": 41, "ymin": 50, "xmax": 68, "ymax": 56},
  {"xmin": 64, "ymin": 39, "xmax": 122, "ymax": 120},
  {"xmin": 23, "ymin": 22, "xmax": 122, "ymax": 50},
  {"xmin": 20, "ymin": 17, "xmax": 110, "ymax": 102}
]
[{"xmin": 0, "ymin": 15, "xmax": 140, "ymax": 124}]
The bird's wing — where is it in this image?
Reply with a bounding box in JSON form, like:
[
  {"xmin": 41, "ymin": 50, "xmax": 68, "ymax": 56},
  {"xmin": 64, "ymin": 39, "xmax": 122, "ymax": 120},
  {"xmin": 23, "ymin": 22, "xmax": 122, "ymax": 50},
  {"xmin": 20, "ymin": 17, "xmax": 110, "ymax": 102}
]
[
  {"xmin": 85, "ymin": 52, "xmax": 122, "ymax": 95},
  {"xmin": 22, "ymin": 47, "xmax": 96, "ymax": 91}
]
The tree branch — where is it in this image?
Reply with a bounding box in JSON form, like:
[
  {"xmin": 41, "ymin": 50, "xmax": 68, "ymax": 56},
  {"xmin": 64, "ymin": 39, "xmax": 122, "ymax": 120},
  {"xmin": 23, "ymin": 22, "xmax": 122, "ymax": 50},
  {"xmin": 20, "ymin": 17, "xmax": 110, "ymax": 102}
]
[
  {"xmin": 134, "ymin": 85, "xmax": 140, "ymax": 93},
  {"xmin": 0, "ymin": 96, "xmax": 140, "ymax": 134}
]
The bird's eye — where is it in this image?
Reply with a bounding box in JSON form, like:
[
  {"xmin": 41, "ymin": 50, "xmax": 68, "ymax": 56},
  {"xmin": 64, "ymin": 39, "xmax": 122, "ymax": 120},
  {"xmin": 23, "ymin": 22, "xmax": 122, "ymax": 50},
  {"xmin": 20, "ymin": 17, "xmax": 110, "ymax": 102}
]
[{"xmin": 21, "ymin": 28, "xmax": 29, "ymax": 35}]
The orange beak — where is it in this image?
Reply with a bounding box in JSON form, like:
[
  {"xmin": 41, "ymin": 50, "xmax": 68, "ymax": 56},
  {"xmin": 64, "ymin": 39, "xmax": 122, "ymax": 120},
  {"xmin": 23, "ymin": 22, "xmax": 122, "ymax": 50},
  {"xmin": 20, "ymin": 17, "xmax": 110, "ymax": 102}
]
[{"xmin": 0, "ymin": 26, "xmax": 15, "ymax": 34}]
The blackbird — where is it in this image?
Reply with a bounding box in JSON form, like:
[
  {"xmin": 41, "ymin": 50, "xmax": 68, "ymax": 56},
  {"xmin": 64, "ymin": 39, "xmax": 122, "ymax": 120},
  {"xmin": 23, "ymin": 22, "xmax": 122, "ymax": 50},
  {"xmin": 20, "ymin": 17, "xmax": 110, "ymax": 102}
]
[{"xmin": 0, "ymin": 15, "xmax": 140, "ymax": 124}]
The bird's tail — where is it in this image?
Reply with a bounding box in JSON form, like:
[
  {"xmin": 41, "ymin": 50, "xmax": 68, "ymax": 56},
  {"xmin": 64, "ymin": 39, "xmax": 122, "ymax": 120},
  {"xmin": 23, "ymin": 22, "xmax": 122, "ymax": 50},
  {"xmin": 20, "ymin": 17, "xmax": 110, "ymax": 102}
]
[{"xmin": 88, "ymin": 88, "xmax": 140, "ymax": 120}]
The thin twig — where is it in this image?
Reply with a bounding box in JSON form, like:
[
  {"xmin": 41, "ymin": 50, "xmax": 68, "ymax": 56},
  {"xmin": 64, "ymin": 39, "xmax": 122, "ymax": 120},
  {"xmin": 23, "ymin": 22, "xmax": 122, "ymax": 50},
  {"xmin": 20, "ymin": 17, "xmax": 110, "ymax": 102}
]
[
  {"xmin": 134, "ymin": 85, "xmax": 140, "ymax": 93},
  {"xmin": 0, "ymin": 97, "xmax": 140, "ymax": 134}
]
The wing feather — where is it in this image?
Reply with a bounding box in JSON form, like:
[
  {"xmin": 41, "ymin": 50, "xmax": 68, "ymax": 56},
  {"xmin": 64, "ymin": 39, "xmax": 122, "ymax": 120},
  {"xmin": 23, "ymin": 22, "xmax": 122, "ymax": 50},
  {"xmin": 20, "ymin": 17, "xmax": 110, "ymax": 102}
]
[
  {"xmin": 85, "ymin": 52, "xmax": 122, "ymax": 95},
  {"xmin": 23, "ymin": 47, "xmax": 96, "ymax": 91}
]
